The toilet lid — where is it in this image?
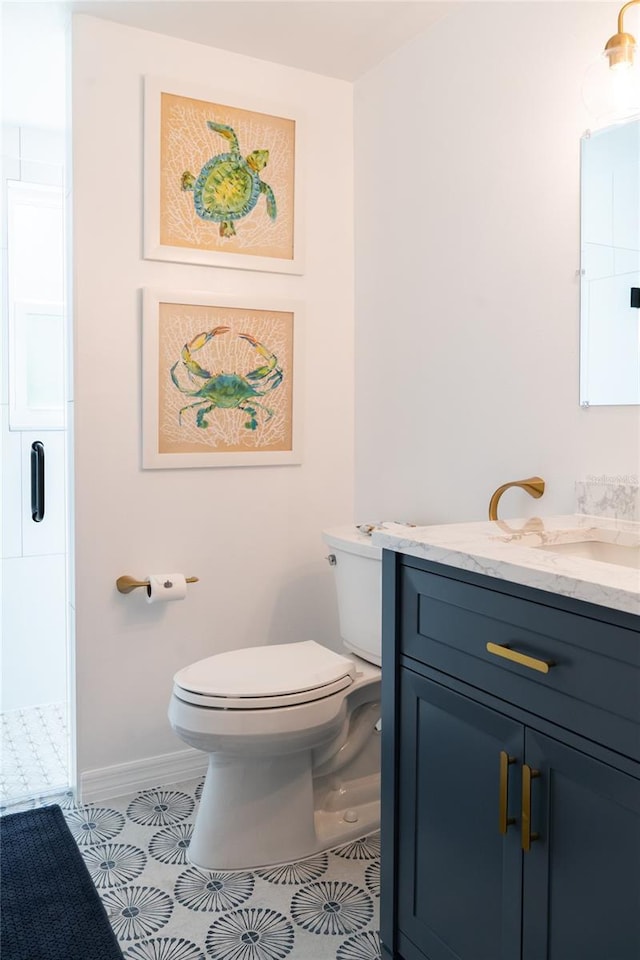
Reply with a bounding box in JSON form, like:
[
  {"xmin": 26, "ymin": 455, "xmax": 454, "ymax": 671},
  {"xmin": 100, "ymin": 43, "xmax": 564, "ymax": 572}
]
[{"xmin": 173, "ymin": 640, "xmax": 356, "ymax": 707}]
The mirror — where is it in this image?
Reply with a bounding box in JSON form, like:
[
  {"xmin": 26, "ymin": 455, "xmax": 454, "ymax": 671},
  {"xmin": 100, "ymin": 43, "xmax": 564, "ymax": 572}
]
[{"xmin": 580, "ymin": 119, "xmax": 640, "ymax": 406}]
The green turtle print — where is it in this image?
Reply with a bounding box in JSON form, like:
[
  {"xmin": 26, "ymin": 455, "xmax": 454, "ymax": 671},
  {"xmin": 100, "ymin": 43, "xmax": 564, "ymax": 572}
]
[{"xmin": 181, "ymin": 121, "xmax": 277, "ymax": 238}]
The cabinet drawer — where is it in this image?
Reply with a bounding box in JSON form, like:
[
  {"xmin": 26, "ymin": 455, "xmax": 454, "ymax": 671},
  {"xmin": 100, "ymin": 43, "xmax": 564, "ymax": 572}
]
[{"xmin": 400, "ymin": 564, "xmax": 640, "ymax": 760}]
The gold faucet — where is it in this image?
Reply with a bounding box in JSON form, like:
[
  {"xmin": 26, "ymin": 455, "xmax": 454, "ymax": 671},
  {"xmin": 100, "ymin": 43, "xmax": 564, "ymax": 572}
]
[{"xmin": 488, "ymin": 477, "xmax": 545, "ymax": 521}]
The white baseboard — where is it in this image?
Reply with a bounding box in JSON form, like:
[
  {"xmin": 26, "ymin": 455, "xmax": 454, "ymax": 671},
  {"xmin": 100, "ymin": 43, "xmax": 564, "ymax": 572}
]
[{"xmin": 80, "ymin": 747, "xmax": 207, "ymax": 805}]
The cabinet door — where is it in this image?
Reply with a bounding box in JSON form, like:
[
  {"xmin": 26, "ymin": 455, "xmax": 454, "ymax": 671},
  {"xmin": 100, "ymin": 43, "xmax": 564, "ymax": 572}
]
[
  {"xmin": 523, "ymin": 730, "xmax": 640, "ymax": 960},
  {"xmin": 397, "ymin": 670, "xmax": 523, "ymax": 960}
]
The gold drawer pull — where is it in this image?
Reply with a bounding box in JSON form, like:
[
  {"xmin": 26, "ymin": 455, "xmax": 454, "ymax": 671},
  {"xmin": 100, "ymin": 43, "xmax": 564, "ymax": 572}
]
[
  {"xmin": 498, "ymin": 751, "xmax": 517, "ymax": 834},
  {"xmin": 486, "ymin": 642, "xmax": 555, "ymax": 674},
  {"xmin": 521, "ymin": 764, "xmax": 540, "ymax": 852}
]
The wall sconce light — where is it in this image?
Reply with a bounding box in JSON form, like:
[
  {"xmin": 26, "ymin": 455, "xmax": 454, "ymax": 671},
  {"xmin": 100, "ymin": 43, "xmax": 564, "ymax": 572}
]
[{"xmin": 583, "ymin": 0, "xmax": 640, "ymax": 124}]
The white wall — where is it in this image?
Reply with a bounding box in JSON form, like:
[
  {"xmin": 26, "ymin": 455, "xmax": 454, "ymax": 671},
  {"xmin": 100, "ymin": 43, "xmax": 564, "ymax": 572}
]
[
  {"xmin": 354, "ymin": 2, "xmax": 640, "ymax": 525},
  {"xmin": 72, "ymin": 16, "xmax": 353, "ymax": 783}
]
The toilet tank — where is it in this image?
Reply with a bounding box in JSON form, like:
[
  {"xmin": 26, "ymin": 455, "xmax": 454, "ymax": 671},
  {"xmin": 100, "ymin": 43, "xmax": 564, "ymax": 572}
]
[{"xmin": 322, "ymin": 526, "xmax": 383, "ymax": 666}]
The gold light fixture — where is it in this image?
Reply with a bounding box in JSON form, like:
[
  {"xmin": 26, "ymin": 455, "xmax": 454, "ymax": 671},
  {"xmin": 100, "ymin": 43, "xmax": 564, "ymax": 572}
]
[
  {"xmin": 604, "ymin": 0, "xmax": 639, "ymax": 68},
  {"xmin": 583, "ymin": 0, "xmax": 640, "ymax": 124}
]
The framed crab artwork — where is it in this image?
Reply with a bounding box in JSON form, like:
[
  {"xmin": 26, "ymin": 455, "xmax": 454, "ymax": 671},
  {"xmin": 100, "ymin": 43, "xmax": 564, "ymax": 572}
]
[
  {"xmin": 144, "ymin": 77, "xmax": 304, "ymax": 274},
  {"xmin": 142, "ymin": 289, "xmax": 304, "ymax": 468}
]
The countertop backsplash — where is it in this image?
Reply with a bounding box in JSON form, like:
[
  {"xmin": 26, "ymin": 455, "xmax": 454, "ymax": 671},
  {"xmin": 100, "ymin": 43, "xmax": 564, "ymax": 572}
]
[{"xmin": 575, "ymin": 479, "xmax": 640, "ymax": 523}]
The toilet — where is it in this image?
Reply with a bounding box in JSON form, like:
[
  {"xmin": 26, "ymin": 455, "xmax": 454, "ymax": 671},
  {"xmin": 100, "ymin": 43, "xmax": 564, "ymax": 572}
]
[{"xmin": 168, "ymin": 525, "xmax": 384, "ymax": 870}]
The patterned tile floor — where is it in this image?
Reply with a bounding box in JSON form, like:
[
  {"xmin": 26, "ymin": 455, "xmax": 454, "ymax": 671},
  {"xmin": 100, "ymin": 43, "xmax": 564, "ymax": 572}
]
[
  {"xmin": 7, "ymin": 776, "xmax": 381, "ymax": 960},
  {"xmin": 0, "ymin": 702, "xmax": 69, "ymax": 807}
]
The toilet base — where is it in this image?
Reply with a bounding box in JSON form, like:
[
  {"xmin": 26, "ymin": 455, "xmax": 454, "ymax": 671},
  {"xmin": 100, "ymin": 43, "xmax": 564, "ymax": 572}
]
[
  {"xmin": 188, "ymin": 734, "xmax": 380, "ymax": 870},
  {"xmin": 314, "ymin": 797, "xmax": 380, "ymax": 854},
  {"xmin": 189, "ymin": 751, "xmax": 318, "ymax": 870}
]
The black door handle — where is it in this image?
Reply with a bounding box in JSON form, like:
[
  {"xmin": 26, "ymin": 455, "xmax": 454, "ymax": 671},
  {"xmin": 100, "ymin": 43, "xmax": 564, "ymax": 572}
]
[
  {"xmin": 31, "ymin": 441, "xmax": 45, "ymax": 522},
  {"xmin": 631, "ymin": 288, "xmax": 640, "ymax": 309}
]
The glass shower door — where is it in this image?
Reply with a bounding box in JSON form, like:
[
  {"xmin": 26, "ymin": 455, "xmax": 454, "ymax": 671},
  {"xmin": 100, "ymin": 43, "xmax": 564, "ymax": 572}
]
[{"xmin": 1, "ymin": 178, "xmax": 70, "ymax": 808}]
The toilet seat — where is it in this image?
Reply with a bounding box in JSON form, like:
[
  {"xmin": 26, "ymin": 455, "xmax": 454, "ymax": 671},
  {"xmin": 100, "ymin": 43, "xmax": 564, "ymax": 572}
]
[{"xmin": 173, "ymin": 640, "xmax": 357, "ymax": 710}]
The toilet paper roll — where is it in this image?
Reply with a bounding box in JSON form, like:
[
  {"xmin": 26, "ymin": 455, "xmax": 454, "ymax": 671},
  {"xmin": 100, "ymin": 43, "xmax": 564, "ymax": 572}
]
[{"xmin": 145, "ymin": 573, "xmax": 188, "ymax": 604}]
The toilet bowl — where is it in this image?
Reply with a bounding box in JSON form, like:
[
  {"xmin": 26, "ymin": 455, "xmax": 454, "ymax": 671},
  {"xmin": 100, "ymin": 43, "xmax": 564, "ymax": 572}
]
[{"xmin": 168, "ymin": 525, "xmax": 384, "ymax": 870}]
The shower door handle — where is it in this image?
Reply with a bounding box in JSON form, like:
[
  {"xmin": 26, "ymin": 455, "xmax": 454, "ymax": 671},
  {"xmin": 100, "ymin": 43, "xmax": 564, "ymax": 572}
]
[{"xmin": 31, "ymin": 441, "xmax": 45, "ymax": 522}]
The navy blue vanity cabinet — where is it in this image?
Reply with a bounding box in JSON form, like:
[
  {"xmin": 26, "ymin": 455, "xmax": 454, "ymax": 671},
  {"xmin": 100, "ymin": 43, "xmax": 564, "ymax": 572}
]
[
  {"xmin": 522, "ymin": 729, "xmax": 640, "ymax": 960},
  {"xmin": 380, "ymin": 551, "xmax": 640, "ymax": 960},
  {"xmin": 394, "ymin": 672, "xmax": 523, "ymax": 960}
]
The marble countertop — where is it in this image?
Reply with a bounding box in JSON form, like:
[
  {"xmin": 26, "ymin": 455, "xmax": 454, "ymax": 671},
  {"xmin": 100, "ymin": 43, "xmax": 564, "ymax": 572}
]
[{"xmin": 372, "ymin": 515, "xmax": 640, "ymax": 617}]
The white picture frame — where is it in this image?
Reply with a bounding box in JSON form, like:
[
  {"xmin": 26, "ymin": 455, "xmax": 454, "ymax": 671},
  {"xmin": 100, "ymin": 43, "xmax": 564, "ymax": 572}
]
[
  {"xmin": 143, "ymin": 76, "xmax": 305, "ymax": 275},
  {"xmin": 142, "ymin": 289, "xmax": 304, "ymax": 468}
]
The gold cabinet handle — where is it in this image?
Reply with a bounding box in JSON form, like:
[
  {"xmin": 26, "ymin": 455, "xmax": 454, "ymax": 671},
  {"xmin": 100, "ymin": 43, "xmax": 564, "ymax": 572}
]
[
  {"xmin": 498, "ymin": 751, "xmax": 517, "ymax": 834},
  {"xmin": 486, "ymin": 642, "xmax": 555, "ymax": 675},
  {"xmin": 521, "ymin": 763, "xmax": 540, "ymax": 852}
]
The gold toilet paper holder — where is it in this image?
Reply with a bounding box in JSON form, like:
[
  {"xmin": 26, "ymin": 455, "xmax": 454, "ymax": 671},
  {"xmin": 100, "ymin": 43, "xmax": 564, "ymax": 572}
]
[{"xmin": 116, "ymin": 575, "xmax": 200, "ymax": 594}]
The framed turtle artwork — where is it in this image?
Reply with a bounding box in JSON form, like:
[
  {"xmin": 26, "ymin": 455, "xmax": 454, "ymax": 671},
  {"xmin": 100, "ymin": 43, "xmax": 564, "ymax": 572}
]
[
  {"xmin": 144, "ymin": 77, "xmax": 304, "ymax": 274},
  {"xmin": 142, "ymin": 289, "xmax": 304, "ymax": 468}
]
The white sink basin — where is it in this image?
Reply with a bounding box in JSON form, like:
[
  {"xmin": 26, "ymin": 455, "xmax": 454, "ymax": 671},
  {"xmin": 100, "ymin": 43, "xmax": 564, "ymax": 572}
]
[{"xmin": 535, "ymin": 539, "xmax": 640, "ymax": 570}]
